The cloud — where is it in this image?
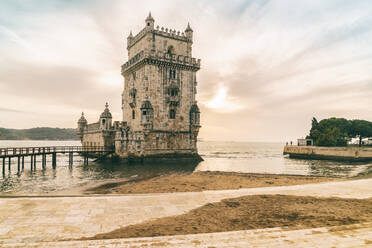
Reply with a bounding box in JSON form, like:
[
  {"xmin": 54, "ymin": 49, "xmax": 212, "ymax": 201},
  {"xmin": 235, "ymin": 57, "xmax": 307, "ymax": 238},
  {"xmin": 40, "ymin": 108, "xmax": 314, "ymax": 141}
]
[
  {"xmin": 0, "ymin": 107, "xmax": 26, "ymax": 114},
  {"xmin": 0, "ymin": 0, "xmax": 371, "ymax": 141}
]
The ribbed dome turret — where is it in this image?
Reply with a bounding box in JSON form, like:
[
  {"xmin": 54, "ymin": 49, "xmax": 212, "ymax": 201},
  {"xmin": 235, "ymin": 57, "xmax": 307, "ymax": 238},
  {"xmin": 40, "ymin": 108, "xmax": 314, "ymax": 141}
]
[
  {"xmin": 78, "ymin": 112, "xmax": 87, "ymax": 124},
  {"xmin": 100, "ymin": 102, "xmax": 112, "ymax": 119}
]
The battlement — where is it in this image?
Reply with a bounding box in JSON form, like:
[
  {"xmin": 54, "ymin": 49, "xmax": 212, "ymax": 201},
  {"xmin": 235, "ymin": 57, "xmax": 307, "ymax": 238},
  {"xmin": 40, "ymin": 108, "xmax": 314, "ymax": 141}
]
[
  {"xmin": 127, "ymin": 25, "xmax": 190, "ymax": 49},
  {"xmin": 154, "ymin": 25, "xmax": 189, "ymax": 41},
  {"xmin": 122, "ymin": 49, "xmax": 201, "ymax": 74}
]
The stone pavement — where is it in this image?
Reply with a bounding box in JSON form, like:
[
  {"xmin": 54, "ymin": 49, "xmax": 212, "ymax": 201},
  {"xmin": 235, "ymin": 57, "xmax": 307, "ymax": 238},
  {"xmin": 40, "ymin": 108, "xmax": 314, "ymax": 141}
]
[
  {"xmin": 0, "ymin": 178, "xmax": 371, "ymax": 247},
  {"xmin": 3, "ymin": 223, "xmax": 372, "ymax": 248}
]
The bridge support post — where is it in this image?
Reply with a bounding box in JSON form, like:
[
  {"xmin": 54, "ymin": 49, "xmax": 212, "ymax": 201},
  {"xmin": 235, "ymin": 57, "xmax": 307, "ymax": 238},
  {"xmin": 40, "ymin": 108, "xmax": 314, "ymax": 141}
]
[
  {"xmin": 52, "ymin": 153, "xmax": 56, "ymax": 169},
  {"xmin": 8, "ymin": 157, "xmax": 11, "ymax": 171},
  {"xmin": 22, "ymin": 156, "xmax": 24, "ymax": 170},
  {"xmin": 17, "ymin": 156, "xmax": 20, "ymax": 174},
  {"xmin": 83, "ymin": 154, "xmax": 88, "ymax": 166},
  {"xmin": 42, "ymin": 154, "xmax": 46, "ymax": 170},
  {"xmin": 33, "ymin": 155, "xmax": 36, "ymax": 170},
  {"xmin": 30, "ymin": 155, "xmax": 33, "ymax": 170},
  {"xmin": 68, "ymin": 152, "xmax": 73, "ymax": 168},
  {"xmin": 2, "ymin": 158, "xmax": 5, "ymax": 176}
]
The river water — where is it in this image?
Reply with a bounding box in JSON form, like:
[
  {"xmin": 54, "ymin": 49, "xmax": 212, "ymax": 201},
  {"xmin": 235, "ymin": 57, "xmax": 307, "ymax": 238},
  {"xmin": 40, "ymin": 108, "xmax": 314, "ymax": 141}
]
[{"xmin": 0, "ymin": 140, "xmax": 370, "ymax": 194}]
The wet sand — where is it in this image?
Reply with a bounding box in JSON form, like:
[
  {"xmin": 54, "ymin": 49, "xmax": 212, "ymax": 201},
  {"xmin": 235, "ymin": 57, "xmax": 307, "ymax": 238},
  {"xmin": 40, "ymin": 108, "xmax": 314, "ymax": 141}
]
[
  {"xmin": 85, "ymin": 171, "xmax": 343, "ymax": 194},
  {"xmin": 82, "ymin": 194, "xmax": 372, "ymax": 240}
]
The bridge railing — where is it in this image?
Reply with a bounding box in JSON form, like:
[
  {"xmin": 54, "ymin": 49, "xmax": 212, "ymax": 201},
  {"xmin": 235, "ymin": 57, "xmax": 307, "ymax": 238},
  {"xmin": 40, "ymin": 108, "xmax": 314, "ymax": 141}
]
[{"xmin": 0, "ymin": 146, "xmax": 114, "ymax": 157}]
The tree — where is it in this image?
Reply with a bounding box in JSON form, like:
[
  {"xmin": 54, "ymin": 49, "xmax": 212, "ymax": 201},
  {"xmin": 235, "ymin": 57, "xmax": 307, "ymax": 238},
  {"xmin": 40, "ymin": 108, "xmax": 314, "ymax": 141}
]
[
  {"xmin": 349, "ymin": 120, "xmax": 372, "ymax": 146},
  {"xmin": 306, "ymin": 117, "xmax": 372, "ymax": 147}
]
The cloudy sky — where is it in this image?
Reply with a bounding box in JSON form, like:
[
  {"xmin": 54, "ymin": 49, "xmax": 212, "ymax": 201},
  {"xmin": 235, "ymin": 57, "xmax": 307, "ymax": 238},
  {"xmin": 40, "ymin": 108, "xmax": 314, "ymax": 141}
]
[{"xmin": 0, "ymin": 0, "xmax": 371, "ymax": 142}]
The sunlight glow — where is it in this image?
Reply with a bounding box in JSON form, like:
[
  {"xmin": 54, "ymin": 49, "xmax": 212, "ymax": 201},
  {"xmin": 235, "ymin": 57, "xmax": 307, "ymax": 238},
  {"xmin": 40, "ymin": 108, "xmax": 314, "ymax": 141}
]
[{"xmin": 206, "ymin": 87, "xmax": 244, "ymax": 112}]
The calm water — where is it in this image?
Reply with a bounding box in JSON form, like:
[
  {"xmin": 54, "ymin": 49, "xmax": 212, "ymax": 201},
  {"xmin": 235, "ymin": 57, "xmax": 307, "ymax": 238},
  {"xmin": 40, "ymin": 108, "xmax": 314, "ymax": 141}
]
[{"xmin": 0, "ymin": 140, "xmax": 370, "ymax": 194}]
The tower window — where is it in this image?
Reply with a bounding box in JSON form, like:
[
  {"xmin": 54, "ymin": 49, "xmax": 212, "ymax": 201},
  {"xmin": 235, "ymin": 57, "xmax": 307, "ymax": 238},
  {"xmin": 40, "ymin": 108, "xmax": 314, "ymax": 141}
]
[
  {"xmin": 102, "ymin": 119, "xmax": 106, "ymax": 125},
  {"xmin": 142, "ymin": 110, "xmax": 147, "ymax": 115},
  {"xmin": 169, "ymin": 109, "xmax": 176, "ymax": 119},
  {"xmin": 170, "ymin": 88, "xmax": 178, "ymax": 96},
  {"xmin": 132, "ymin": 110, "xmax": 135, "ymax": 119},
  {"xmin": 169, "ymin": 69, "xmax": 176, "ymax": 80}
]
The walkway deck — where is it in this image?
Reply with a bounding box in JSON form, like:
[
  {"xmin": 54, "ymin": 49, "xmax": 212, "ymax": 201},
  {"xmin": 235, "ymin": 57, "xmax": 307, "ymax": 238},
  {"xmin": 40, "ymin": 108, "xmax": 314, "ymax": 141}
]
[
  {"xmin": 0, "ymin": 146, "xmax": 114, "ymax": 174},
  {"xmin": 1, "ymin": 179, "xmax": 371, "ymax": 247}
]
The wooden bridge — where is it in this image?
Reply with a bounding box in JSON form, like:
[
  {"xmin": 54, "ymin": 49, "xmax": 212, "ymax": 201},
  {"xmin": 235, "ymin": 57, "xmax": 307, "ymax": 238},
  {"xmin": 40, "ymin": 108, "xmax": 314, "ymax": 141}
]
[{"xmin": 0, "ymin": 146, "xmax": 114, "ymax": 175}]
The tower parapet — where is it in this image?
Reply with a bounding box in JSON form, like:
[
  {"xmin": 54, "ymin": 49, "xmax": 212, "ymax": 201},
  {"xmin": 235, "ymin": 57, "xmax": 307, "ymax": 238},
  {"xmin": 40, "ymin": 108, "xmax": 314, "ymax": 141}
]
[
  {"xmin": 121, "ymin": 50, "xmax": 200, "ymax": 74},
  {"xmin": 126, "ymin": 17, "xmax": 194, "ymax": 51}
]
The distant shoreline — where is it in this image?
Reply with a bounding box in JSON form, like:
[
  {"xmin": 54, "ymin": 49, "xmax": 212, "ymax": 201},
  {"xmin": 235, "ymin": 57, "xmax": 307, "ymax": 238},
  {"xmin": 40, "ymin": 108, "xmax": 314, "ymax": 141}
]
[
  {"xmin": 0, "ymin": 127, "xmax": 79, "ymax": 141},
  {"xmin": 0, "ymin": 139, "xmax": 79, "ymax": 141}
]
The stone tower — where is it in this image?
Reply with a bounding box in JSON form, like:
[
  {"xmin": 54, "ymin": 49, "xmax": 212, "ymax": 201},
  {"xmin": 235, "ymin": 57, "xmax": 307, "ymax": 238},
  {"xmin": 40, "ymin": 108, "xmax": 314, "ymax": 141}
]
[{"xmin": 115, "ymin": 13, "xmax": 201, "ymax": 160}]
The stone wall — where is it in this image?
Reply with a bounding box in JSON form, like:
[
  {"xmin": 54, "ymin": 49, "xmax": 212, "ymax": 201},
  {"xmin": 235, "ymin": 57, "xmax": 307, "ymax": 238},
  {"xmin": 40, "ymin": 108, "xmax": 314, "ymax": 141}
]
[
  {"xmin": 283, "ymin": 146, "xmax": 372, "ymax": 161},
  {"xmin": 115, "ymin": 130, "xmax": 196, "ymax": 158},
  {"xmin": 82, "ymin": 130, "xmax": 105, "ymax": 147}
]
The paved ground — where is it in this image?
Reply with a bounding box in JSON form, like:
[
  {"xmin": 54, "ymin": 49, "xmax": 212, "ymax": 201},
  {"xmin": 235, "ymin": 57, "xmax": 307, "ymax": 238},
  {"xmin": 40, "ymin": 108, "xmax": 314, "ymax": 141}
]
[
  {"xmin": 0, "ymin": 178, "xmax": 371, "ymax": 247},
  {"xmin": 3, "ymin": 223, "xmax": 372, "ymax": 248}
]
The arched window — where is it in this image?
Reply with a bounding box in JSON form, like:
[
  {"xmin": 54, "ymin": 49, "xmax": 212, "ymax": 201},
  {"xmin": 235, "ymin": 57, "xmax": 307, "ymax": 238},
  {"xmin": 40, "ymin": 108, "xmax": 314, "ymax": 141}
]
[
  {"xmin": 132, "ymin": 109, "xmax": 136, "ymax": 119},
  {"xmin": 169, "ymin": 109, "xmax": 176, "ymax": 119},
  {"xmin": 102, "ymin": 119, "xmax": 106, "ymax": 125}
]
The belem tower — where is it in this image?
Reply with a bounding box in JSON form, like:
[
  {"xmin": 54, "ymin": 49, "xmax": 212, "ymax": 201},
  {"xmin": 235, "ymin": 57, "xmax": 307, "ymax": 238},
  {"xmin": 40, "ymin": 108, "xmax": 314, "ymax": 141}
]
[{"xmin": 77, "ymin": 13, "xmax": 202, "ymax": 161}]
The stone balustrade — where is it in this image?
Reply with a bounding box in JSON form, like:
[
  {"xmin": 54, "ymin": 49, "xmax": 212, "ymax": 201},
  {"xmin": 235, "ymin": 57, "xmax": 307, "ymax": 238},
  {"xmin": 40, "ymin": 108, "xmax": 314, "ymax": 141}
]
[{"xmin": 122, "ymin": 50, "xmax": 201, "ymax": 72}]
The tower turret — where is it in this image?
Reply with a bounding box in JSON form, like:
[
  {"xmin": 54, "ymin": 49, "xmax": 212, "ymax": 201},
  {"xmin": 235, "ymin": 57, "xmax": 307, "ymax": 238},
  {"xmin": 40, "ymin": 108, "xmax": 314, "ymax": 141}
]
[
  {"xmin": 77, "ymin": 112, "xmax": 87, "ymax": 141},
  {"xmin": 127, "ymin": 31, "xmax": 133, "ymax": 48},
  {"xmin": 140, "ymin": 100, "xmax": 154, "ymax": 130},
  {"xmin": 145, "ymin": 12, "xmax": 155, "ymax": 29},
  {"xmin": 100, "ymin": 102, "xmax": 112, "ymax": 130},
  {"xmin": 185, "ymin": 22, "xmax": 193, "ymax": 42}
]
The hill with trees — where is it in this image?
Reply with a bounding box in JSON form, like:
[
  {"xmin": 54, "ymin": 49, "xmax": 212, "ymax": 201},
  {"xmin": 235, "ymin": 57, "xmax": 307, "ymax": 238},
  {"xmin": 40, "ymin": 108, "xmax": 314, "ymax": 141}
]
[
  {"xmin": 307, "ymin": 117, "xmax": 372, "ymax": 147},
  {"xmin": 0, "ymin": 127, "xmax": 79, "ymax": 140}
]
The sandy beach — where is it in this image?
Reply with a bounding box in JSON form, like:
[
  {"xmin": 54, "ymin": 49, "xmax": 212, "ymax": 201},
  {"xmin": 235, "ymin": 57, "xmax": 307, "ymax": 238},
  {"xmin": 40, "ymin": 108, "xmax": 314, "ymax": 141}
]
[{"xmin": 85, "ymin": 171, "xmax": 343, "ymax": 194}]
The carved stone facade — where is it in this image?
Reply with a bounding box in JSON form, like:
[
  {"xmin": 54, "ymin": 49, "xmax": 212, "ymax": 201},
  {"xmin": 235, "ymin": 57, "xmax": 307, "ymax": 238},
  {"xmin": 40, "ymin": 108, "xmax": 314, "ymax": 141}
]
[
  {"xmin": 115, "ymin": 13, "xmax": 201, "ymax": 159},
  {"xmin": 78, "ymin": 13, "xmax": 201, "ymax": 160},
  {"xmin": 77, "ymin": 103, "xmax": 116, "ymax": 149}
]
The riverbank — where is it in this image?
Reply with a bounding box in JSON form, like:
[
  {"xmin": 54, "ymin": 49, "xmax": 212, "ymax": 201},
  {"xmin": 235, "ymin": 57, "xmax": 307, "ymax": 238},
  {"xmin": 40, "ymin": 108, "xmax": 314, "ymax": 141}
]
[{"xmin": 85, "ymin": 171, "xmax": 343, "ymax": 194}]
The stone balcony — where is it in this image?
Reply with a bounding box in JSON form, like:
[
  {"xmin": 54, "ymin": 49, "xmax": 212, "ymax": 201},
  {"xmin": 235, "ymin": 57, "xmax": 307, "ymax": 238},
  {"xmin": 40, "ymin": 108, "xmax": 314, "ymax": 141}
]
[{"xmin": 122, "ymin": 50, "xmax": 201, "ymax": 74}]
